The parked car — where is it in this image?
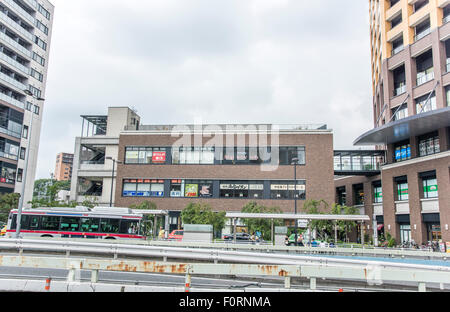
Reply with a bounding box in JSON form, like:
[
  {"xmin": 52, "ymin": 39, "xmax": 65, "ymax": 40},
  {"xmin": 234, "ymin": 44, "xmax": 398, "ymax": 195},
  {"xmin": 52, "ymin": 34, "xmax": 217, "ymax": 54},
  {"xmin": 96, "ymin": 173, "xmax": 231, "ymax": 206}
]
[
  {"xmin": 223, "ymin": 232, "xmax": 252, "ymax": 242},
  {"xmin": 168, "ymin": 230, "xmax": 184, "ymax": 241}
]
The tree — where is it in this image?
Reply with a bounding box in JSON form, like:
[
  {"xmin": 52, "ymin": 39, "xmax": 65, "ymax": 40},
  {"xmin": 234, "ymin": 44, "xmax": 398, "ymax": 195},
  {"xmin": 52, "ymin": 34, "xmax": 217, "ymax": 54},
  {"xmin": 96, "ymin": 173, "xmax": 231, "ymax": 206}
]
[
  {"xmin": 180, "ymin": 203, "xmax": 226, "ymax": 237},
  {"xmin": 0, "ymin": 193, "xmax": 20, "ymax": 223},
  {"xmin": 31, "ymin": 178, "xmax": 73, "ymax": 207},
  {"xmin": 302, "ymin": 199, "xmax": 332, "ymax": 241},
  {"xmin": 241, "ymin": 202, "xmax": 283, "ymax": 241},
  {"xmin": 331, "ymin": 204, "xmax": 359, "ymax": 243}
]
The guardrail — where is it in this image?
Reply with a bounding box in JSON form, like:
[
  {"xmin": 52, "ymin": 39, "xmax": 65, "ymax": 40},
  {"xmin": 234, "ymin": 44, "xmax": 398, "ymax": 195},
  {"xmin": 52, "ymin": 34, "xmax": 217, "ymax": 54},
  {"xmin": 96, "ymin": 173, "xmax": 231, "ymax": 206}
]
[{"xmin": 0, "ymin": 254, "xmax": 448, "ymax": 292}]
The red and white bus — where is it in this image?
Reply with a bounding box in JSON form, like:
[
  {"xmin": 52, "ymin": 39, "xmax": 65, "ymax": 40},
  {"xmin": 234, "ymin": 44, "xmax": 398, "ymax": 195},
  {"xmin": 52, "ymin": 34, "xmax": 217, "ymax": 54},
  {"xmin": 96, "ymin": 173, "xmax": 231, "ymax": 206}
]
[{"xmin": 6, "ymin": 206, "xmax": 146, "ymax": 240}]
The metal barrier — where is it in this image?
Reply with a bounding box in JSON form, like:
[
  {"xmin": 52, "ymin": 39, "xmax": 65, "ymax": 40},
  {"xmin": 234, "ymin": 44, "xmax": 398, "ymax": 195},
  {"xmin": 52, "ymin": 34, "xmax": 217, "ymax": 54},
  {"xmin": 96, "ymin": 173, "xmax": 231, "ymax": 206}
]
[
  {"xmin": 0, "ymin": 238, "xmax": 448, "ymax": 273},
  {"xmin": 0, "ymin": 255, "xmax": 448, "ymax": 292}
]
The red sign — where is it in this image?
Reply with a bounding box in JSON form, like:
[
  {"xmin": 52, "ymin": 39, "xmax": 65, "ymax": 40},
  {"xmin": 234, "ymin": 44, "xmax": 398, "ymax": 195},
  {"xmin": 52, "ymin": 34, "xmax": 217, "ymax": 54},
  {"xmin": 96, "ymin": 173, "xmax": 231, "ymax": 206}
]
[{"xmin": 152, "ymin": 151, "xmax": 166, "ymax": 163}]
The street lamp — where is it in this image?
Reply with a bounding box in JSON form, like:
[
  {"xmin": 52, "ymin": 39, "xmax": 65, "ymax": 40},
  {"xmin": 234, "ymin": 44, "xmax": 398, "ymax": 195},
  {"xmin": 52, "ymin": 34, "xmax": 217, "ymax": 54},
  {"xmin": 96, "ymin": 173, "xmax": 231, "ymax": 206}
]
[
  {"xmin": 105, "ymin": 157, "xmax": 122, "ymax": 207},
  {"xmin": 291, "ymin": 157, "xmax": 299, "ymax": 246},
  {"xmin": 15, "ymin": 90, "xmax": 45, "ymax": 238}
]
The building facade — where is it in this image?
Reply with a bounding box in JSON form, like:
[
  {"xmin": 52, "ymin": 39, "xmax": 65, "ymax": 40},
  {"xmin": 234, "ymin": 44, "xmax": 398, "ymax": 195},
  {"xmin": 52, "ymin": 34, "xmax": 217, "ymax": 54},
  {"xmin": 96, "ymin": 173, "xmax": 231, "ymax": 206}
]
[
  {"xmin": 54, "ymin": 152, "xmax": 73, "ymax": 181},
  {"xmin": 0, "ymin": 0, "xmax": 54, "ymax": 208},
  {"xmin": 70, "ymin": 107, "xmax": 335, "ymax": 233},
  {"xmin": 334, "ymin": 0, "xmax": 450, "ymax": 245}
]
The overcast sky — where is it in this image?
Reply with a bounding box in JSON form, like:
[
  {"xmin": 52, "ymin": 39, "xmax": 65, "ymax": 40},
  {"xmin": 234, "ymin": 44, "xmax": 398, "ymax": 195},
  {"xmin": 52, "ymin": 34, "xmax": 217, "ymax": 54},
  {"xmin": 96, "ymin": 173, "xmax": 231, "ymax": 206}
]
[{"xmin": 36, "ymin": 0, "xmax": 373, "ymax": 179}]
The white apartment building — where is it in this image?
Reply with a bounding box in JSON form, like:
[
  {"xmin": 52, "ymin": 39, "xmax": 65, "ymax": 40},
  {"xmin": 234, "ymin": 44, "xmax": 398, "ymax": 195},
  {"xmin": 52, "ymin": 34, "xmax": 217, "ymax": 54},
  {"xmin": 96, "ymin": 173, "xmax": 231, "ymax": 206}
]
[
  {"xmin": 70, "ymin": 107, "xmax": 141, "ymax": 206},
  {"xmin": 0, "ymin": 0, "xmax": 54, "ymax": 207}
]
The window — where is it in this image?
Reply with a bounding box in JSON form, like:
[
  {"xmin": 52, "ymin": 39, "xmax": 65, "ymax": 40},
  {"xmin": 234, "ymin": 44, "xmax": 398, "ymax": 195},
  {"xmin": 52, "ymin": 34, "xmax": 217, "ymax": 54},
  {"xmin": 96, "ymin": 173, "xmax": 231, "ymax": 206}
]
[
  {"xmin": 100, "ymin": 218, "xmax": 120, "ymax": 233},
  {"xmin": 31, "ymin": 68, "xmax": 43, "ymax": 82},
  {"xmin": 35, "ymin": 20, "xmax": 49, "ymax": 35},
  {"xmin": 415, "ymin": 93, "xmax": 436, "ymax": 114},
  {"xmin": 34, "ymin": 36, "xmax": 47, "ymax": 51},
  {"xmin": 28, "ymin": 85, "xmax": 42, "ymax": 99},
  {"xmin": 170, "ymin": 179, "xmax": 184, "ymax": 197},
  {"xmin": 392, "ymin": 36, "xmax": 404, "ymax": 56},
  {"xmin": 38, "ymin": 4, "xmax": 51, "ymax": 20},
  {"xmin": 20, "ymin": 147, "xmax": 25, "ymax": 160},
  {"xmin": 32, "ymin": 52, "xmax": 45, "ymax": 66},
  {"xmin": 270, "ymin": 180, "xmax": 306, "ymax": 200},
  {"xmin": 25, "ymin": 102, "xmax": 32, "ymax": 111},
  {"xmin": 391, "ymin": 14, "xmax": 402, "ymax": 29},
  {"xmin": 418, "ymin": 132, "xmax": 440, "ymax": 157},
  {"xmin": 173, "ymin": 146, "xmax": 214, "ymax": 165},
  {"xmin": 279, "ymin": 147, "xmax": 306, "ymax": 165},
  {"xmin": 413, "ymin": 0, "xmax": 429, "ymax": 12},
  {"xmin": 423, "ymin": 176, "xmax": 438, "ymax": 199},
  {"xmin": 119, "ymin": 220, "xmax": 139, "ymax": 234},
  {"xmin": 122, "ymin": 179, "xmax": 164, "ymax": 197},
  {"xmin": 354, "ymin": 184, "xmax": 364, "ymax": 205},
  {"xmin": 394, "ymin": 141, "xmax": 411, "ymax": 162},
  {"xmin": 33, "ymin": 105, "xmax": 40, "ymax": 115},
  {"xmin": 397, "ymin": 182, "xmax": 409, "ymax": 201},
  {"xmin": 220, "ymin": 182, "xmax": 249, "ymax": 198},
  {"xmin": 373, "ymin": 185, "xmax": 382, "ymax": 203},
  {"xmin": 0, "ymin": 162, "xmax": 16, "ymax": 184},
  {"xmin": 249, "ymin": 182, "xmax": 264, "ymax": 199},
  {"xmin": 16, "ymin": 168, "xmax": 23, "ymax": 182},
  {"xmin": 124, "ymin": 147, "xmax": 167, "ymax": 164},
  {"xmin": 22, "ymin": 125, "xmax": 28, "ymax": 139},
  {"xmin": 41, "ymin": 216, "xmax": 60, "ymax": 231},
  {"xmin": 60, "ymin": 217, "xmax": 80, "ymax": 232},
  {"xmin": 80, "ymin": 218, "xmax": 100, "ymax": 233},
  {"xmin": 392, "ymin": 103, "xmax": 408, "ymax": 121}
]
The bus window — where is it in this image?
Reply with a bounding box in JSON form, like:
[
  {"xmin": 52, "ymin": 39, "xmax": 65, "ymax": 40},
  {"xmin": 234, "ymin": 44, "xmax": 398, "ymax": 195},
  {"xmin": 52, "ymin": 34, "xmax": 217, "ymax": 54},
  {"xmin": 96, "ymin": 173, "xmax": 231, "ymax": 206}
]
[
  {"xmin": 10, "ymin": 215, "xmax": 30, "ymax": 230},
  {"xmin": 80, "ymin": 218, "xmax": 100, "ymax": 232},
  {"xmin": 119, "ymin": 220, "xmax": 139, "ymax": 234},
  {"xmin": 41, "ymin": 216, "xmax": 60, "ymax": 231},
  {"xmin": 29, "ymin": 216, "xmax": 40, "ymax": 230},
  {"xmin": 100, "ymin": 218, "xmax": 120, "ymax": 233},
  {"xmin": 60, "ymin": 217, "xmax": 80, "ymax": 232}
]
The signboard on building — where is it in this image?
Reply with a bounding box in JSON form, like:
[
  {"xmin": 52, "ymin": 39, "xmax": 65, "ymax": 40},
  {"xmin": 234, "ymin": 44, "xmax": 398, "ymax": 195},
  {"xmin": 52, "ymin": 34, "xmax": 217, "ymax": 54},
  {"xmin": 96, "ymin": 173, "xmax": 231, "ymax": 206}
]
[{"xmin": 152, "ymin": 151, "xmax": 166, "ymax": 163}]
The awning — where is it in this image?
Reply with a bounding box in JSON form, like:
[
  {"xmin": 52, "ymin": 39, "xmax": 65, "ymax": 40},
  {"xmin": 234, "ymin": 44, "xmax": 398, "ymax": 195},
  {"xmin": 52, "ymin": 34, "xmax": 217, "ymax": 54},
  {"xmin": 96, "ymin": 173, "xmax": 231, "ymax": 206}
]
[{"xmin": 354, "ymin": 107, "xmax": 450, "ymax": 145}]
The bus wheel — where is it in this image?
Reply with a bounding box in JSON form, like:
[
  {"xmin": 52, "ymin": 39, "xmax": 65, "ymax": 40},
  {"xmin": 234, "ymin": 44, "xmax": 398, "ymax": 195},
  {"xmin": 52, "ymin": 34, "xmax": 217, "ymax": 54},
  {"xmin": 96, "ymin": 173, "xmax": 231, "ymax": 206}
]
[
  {"xmin": 105, "ymin": 237, "xmax": 116, "ymax": 240},
  {"xmin": 41, "ymin": 235, "xmax": 53, "ymax": 238}
]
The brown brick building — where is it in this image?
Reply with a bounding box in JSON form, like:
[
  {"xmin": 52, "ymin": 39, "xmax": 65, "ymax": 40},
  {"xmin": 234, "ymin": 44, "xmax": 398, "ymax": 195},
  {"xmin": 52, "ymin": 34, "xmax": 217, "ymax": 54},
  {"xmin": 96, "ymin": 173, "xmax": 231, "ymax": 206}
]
[{"xmin": 54, "ymin": 152, "xmax": 74, "ymax": 181}]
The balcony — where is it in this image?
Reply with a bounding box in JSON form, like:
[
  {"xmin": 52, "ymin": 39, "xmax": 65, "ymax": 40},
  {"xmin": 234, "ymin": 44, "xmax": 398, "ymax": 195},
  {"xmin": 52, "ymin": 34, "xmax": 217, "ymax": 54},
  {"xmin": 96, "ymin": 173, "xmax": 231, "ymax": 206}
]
[
  {"xmin": 415, "ymin": 28, "xmax": 431, "ymax": 42},
  {"xmin": 0, "ymin": 31, "xmax": 32, "ymax": 59},
  {"xmin": 394, "ymin": 84, "xmax": 406, "ymax": 96},
  {"xmin": 391, "ymin": 45, "xmax": 404, "ymax": 56},
  {"xmin": 2, "ymin": 0, "xmax": 35, "ymax": 26},
  {"xmin": 0, "ymin": 11, "xmax": 34, "ymax": 43},
  {"xmin": 0, "ymin": 50, "xmax": 30, "ymax": 76},
  {"xmin": 0, "ymin": 71, "xmax": 26, "ymax": 93},
  {"xmin": 0, "ymin": 150, "xmax": 17, "ymax": 161},
  {"xmin": 0, "ymin": 91, "xmax": 23, "ymax": 109},
  {"xmin": 416, "ymin": 69, "xmax": 434, "ymax": 86},
  {"xmin": 421, "ymin": 198, "xmax": 439, "ymax": 213}
]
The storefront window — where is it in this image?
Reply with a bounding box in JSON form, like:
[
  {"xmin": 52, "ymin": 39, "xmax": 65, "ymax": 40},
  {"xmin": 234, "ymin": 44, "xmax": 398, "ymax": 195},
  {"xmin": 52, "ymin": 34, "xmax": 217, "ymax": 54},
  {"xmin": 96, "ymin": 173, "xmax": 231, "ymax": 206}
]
[
  {"xmin": 219, "ymin": 182, "xmax": 249, "ymax": 198},
  {"xmin": 423, "ymin": 177, "xmax": 438, "ymax": 198},
  {"xmin": 397, "ymin": 182, "xmax": 409, "ymax": 201},
  {"xmin": 394, "ymin": 141, "xmax": 411, "ymax": 162},
  {"xmin": 399, "ymin": 224, "xmax": 411, "ymax": 243},
  {"xmin": 373, "ymin": 186, "xmax": 383, "ymax": 203},
  {"xmin": 249, "ymin": 182, "xmax": 264, "ymax": 199},
  {"xmin": 418, "ymin": 132, "xmax": 440, "ymax": 157},
  {"xmin": 270, "ymin": 181, "xmax": 306, "ymax": 199},
  {"xmin": 170, "ymin": 179, "xmax": 184, "ymax": 197},
  {"xmin": 125, "ymin": 147, "xmax": 167, "ymax": 164},
  {"xmin": 122, "ymin": 179, "xmax": 164, "ymax": 197}
]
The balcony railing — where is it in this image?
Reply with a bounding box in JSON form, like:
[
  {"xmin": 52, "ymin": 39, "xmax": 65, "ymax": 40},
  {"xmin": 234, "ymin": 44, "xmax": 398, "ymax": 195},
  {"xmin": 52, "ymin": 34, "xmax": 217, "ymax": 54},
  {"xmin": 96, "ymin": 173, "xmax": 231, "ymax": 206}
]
[
  {"xmin": 447, "ymin": 58, "xmax": 450, "ymax": 73},
  {"xmin": 0, "ymin": 50, "xmax": 30, "ymax": 76},
  {"xmin": 391, "ymin": 45, "xmax": 404, "ymax": 56},
  {"xmin": 414, "ymin": 28, "xmax": 431, "ymax": 42},
  {"xmin": 394, "ymin": 84, "xmax": 406, "ymax": 96},
  {"xmin": 0, "ymin": 11, "xmax": 34, "ymax": 43},
  {"xmin": 416, "ymin": 70, "xmax": 434, "ymax": 86},
  {"xmin": 0, "ymin": 150, "xmax": 18, "ymax": 161},
  {"xmin": 0, "ymin": 71, "xmax": 27, "ymax": 92},
  {"xmin": 2, "ymin": 0, "xmax": 35, "ymax": 25},
  {"xmin": 0, "ymin": 91, "xmax": 24, "ymax": 109},
  {"xmin": 0, "ymin": 31, "xmax": 32, "ymax": 59},
  {"xmin": 444, "ymin": 15, "xmax": 450, "ymax": 24},
  {"xmin": 0, "ymin": 126, "xmax": 21, "ymax": 139}
]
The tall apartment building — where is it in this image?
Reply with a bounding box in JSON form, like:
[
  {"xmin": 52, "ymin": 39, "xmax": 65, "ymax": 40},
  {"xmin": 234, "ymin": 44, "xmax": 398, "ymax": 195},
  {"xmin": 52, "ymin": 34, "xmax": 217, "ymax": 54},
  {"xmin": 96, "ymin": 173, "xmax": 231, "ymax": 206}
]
[
  {"xmin": 0, "ymin": 0, "xmax": 54, "ymax": 208},
  {"xmin": 54, "ymin": 152, "xmax": 73, "ymax": 181},
  {"xmin": 335, "ymin": 0, "xmax": 450, "ymax": 245}
]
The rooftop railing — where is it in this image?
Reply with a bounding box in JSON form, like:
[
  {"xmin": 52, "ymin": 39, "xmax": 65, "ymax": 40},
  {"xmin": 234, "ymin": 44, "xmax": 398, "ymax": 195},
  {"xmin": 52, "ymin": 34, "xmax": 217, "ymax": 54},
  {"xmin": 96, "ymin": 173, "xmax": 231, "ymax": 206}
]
[{"xmin": 125, "ymin": 124, "xmax": 328, "ymax": 132}]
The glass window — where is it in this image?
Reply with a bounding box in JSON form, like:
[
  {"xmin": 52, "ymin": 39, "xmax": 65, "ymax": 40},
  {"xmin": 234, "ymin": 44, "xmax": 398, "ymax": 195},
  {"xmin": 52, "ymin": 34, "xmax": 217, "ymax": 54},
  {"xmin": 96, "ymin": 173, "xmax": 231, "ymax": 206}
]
[
  {"xmin": 100, "ymin": 218, "xmax": 120, "ymax": 233},
  {"xmin": 119, "ymin": 220, "xmax": 139, "ymax": 234},
  {"xmin": 423, "ymin": 177, "xmax": 438, "ymax": 199},
  {"xmin": 80, "ymin": 218, "xmax": 100, "ymax": 233},
  {"xmin": 150, "ymin": 180, "xmax": 164, "ymax": 197},
  {"xmin": 397, "ymin": 182, "xmax": 409, "ymax": 201},
  {"xmin": 198, "ymin": 181, "xmax": 213, "ymax": 197},
  {"xmin": 170, "ymin": 179, "xmax": 184, "ymax": 197},
  {"xmin": 394, "ymin": 142, "xmax": 411, "ymax": 162},
  {"xmin": 270, "ymin": 181, "xmax": 289, "ymax": 199},
  {"xmin": 220, "ymin": 183, "xmax": 234, "ymax": 198},
  {"xmin": 125, "ymin": 147, "xmax": 167, "ymax": 164},
  {"xmin": 249, "ymin": 182, "xmax": 264, "ymax": 199},
  {"xmin": 418, "ymin": 132, "xmax": 440, "ymax": 157},
  {"xmin": 60, "ymin": 217, "xmax": 80, "ymax": 232},
  {"xmin": 373, "ymin": 186, "xmax": 383, "ymax": 203},
  {"xmin": 184, "ymin": 182, "xmax": 199, "ymax": 197},
  {"xmin": 41, "ymin": 216, "xmax": 60, "ymax": 231},
  {"xmin": 123, "ymin": 181, "xmax": 137, "ymax": 196}
]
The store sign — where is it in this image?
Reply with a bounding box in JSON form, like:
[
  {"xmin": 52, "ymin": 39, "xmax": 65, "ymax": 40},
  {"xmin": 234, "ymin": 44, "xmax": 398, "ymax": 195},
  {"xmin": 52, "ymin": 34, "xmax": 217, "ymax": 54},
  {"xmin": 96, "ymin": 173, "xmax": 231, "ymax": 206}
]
[
  {"xmin": 220, "ymin": 184, "xmax": 248, "ymax": 190},
  {"xmin": 249, "ymin": 184, "xmax": 264, "ymax": 190},
  {"xmin": 185, "ymin": 184, "xmax": 198, "ymax": 197},
  {"xmin": 152, "ymin": 151, "xmax": 166, "ymax": 163},
  {"xmin": 446, "ymin": 242, "xmax": 450, "ymax": 254},
  {"xmin": 199, "ymin": 184, "xmax": 212, "ymax": 197}
]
